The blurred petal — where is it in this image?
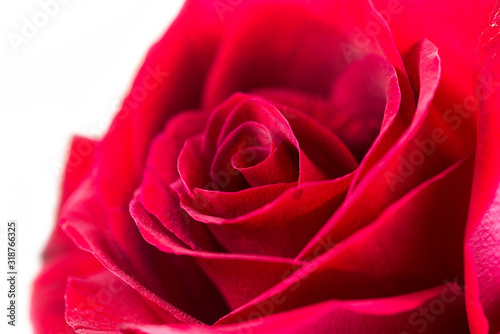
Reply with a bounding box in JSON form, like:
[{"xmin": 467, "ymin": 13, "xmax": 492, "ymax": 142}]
[
  {"xmin": 202, "ymin": 0, "xmax": 410, "ymax": 109},
  {"xmin": 32, "ymin": 136, "xmax": 101, "ymax": 334}
]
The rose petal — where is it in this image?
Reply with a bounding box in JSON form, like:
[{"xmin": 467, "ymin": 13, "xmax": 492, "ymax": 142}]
[
  {"xmin": 32, "ymin": 136, "xmax": 102, "ymax": 334},
  {"xmin": 94, "ymin": 0, "xmax": 223, "ymax": 208},
  {"xmin": 299, "ymin": 39, "xmax": 454, "ymax": 259},
  {"xmin": 188, "ymin": 183, "xmax": 297, "ymax": 220},
  {"xmin": 33, "ymin": 250, "xmax": 102, "ymax": 334},
  {"xmin": 216, "ymin": 98, "xmax": 296, "ymax": 147},
  {"xmin": 207, "ymin": 98, "xmax": 304, "ymax": 189},
  {"xmin": 136, "ymin": 110, "xmax": 225, "ymax": 253},
  {"xmin": 234, "ymin": 142, "xmax": 299, "ymax": 187},
  {"xmin": 50, "ymin": 0, "xmax": 233, "ymax": 326},
  {"xmin": 178, "ymin": 135, "xmax": 212, "ymax": 198},
  {"xmin": 372, "ymin": 0, "xmax": 495, "ymax": 57},
  {"xmin": 464, "ymin": 37, "xmax": 500, "ymax": 333},
  {"xmin": 281, "ymin": 106, "xmax": 358, "ymax": 181},
  {"xmin": 220, "ymin": 153, "xmax": 473, "ymax": 324},
  {"xmin": 202, "ymin": 93, "xmax": 251, "ymax": 157},
  {"xmin": 140, "ymin": 166, "xmax": 222, "ymax": 252},
  {"xmin": 181, "ymin": 174, "xmax": 353, "ymax": 258},
  {"xmin": 65, "ymin": 271, "xmax": 173, "ymax": 332},
  {"xmin": 254, "ymin": 55, "xmax": 409, "ymax": 188},
  {"xmin": 123, "ymin": 284, "xmax": 468, "ymax": 334},
  {"xmin": 130, "ymin": 197, "xmax": 302, "ymax": 310},
  {"xmin": 179, "ymin": 94, "xmax": 355, "ymax": 201},
  {"xmin": 62, "ymin": 179, "xmax": 227, "ymax": 325},
  {"xmin": 179, "ymin": 97, "xmax": 299, "ymax": 195},
  {"xmin": 202, "ymin": 0, "xmax": 409, "ymax": 109},
  {"xmin": 328, "ymin": 55, "xmax": 392, "ymax": 159},
  {"xmin": 209, "ymin": 121, "xmax": 277, "ymax": 191}
]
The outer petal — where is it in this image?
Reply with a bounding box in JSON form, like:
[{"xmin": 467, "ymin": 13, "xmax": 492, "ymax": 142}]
[
  {"xmin": 371, "ymin": 0, "xmax": 496, "ymax": 57},
  {"xmin": 32, "ymin": 249, "xmax": 102, "ymax": 334},
  {"xmin": 299, "ymin": 39, "xmax": 474, "ymax": 259},
  {"xmin": 370, "ymin": 1, "xmax": 500, "ymax": 331},
  {"xmin": 55, "ymin": 0, "xmax": 231, "ymax": 327},
  {"xmin": 62, "ymin": 179, "xmax": 229, "ymax": 325},
  {"xmin": 32, "ymin": 136, "xmax": 102, "ymax": 334},
  {"xmin": 65, "ymin": 271, "xmax": 174, "ymax": 333},
  {"xmin": 121, "ymin": 284, "xmax": 468, "ymax": 334},
  {"xmin": 372, "ymin": 0, "xmax": 487, "ymax": 137},
  {"xmin": 464, "ymin": 23, "xmax": 500, "ymax": 334}
]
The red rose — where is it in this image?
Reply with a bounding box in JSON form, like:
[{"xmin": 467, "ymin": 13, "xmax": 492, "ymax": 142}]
[{"xmin": 32, "ymin": 0, "xmax": 500, "ymax": 333}]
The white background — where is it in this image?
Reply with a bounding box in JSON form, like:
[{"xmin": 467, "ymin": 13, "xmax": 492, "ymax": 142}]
[{"xmin": 0, "ymin": 0, "xmax": 185, "ymax": 332}]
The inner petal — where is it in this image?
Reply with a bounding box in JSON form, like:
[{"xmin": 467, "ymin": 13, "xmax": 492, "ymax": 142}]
[
  {"xmin": 210, "ymin": 121, "xmax": 274, "ymax": 192},
  {"xmin": 217, "ymin": 98, "xmax": 298, "ymax": 147},
  {"xmin": 231, "ymin": 146, "xmax": 270, "ymax": 170},
  {"xmin": 232, "ymin": 141, "xmax": 299, "ymax": 187}
]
